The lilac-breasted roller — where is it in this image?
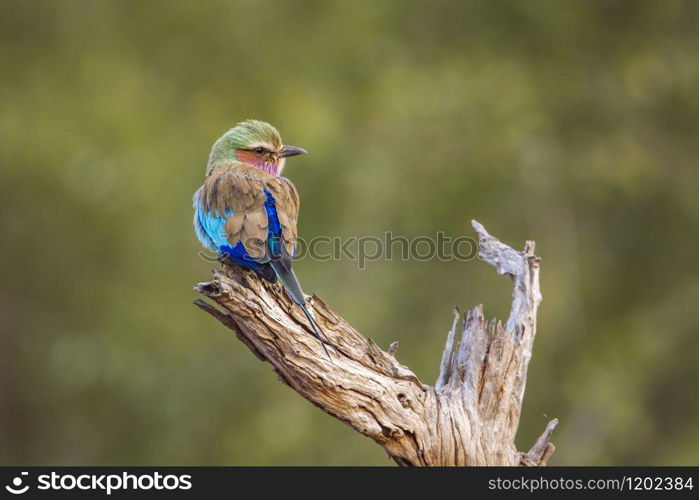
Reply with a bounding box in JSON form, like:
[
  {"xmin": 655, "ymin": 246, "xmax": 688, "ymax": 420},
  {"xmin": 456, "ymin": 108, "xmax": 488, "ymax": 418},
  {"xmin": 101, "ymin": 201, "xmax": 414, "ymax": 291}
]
[{"xmin": 193, "ymin": 120, "xmax": 335, "ymax": 356}]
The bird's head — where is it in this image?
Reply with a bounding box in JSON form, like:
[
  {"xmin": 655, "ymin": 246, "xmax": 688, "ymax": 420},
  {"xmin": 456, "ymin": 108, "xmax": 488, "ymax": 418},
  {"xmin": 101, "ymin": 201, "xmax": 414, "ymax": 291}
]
[{"xmin": 206, "ymin": 119, "xmax": 306, "ymax": 176}]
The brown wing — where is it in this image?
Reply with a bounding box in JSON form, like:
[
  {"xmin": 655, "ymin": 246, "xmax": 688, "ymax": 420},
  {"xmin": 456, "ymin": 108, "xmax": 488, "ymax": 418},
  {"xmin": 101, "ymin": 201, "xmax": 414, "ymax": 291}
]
[
  {"xmin": 199, "ymin": 170, "xmax": 269, "ymax": 260},
  {"xmin": 266, "ymin": 176, "xmax": 300, "ymax": 258}
]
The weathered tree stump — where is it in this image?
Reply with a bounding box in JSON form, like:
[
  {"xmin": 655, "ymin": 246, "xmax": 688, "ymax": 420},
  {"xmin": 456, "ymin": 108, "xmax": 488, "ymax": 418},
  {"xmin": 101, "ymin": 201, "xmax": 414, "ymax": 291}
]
[{"xmin": 194, "ymin": 220, "xmax": 557, "ymax": 466}]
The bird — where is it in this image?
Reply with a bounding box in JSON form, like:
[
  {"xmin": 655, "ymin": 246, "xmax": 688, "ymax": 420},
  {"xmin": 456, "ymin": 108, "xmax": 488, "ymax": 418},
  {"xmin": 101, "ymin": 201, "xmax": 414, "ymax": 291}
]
[{"xmin": 193, "ymin": 119, "xmax": 335, "ymax": 358}]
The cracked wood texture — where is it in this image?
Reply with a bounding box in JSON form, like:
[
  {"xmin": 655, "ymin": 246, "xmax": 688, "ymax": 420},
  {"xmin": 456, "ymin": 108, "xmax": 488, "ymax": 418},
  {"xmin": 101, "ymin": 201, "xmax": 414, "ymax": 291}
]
[{"xmin": 194, "ymin": 220, "xmax": 557, "ymax": 466}]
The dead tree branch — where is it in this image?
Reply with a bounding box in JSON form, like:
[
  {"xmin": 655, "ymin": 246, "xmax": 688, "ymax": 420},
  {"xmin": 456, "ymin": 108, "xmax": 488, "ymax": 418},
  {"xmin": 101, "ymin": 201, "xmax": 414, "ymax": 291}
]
[{"xmin": 194, "ymin": 220, "xmax": 557, "ymax": 465}]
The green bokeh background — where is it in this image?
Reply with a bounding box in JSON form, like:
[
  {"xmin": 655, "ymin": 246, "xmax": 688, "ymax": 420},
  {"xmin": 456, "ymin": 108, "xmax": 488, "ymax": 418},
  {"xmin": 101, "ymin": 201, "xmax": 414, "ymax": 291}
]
[{"xmin": 1, "ymin": 0, "xmax": 697, "ymax": 465}]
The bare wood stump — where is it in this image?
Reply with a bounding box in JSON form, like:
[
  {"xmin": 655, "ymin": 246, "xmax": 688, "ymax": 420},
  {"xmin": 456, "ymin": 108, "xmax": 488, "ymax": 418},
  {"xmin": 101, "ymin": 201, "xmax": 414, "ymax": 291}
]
[{"xmin": 194, "ymin": 220, "xmax": 557, "ymax": 466}]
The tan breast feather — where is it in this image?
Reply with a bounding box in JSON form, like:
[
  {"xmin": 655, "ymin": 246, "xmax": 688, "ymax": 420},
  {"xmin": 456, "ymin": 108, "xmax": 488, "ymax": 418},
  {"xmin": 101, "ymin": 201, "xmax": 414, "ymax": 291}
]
[
  {"xmin": 199, "ymin": 169, "xmax": 267, "ymax": 260},
  {"xmin": 199, "ymin": 164, "xmax": 301, "ymax": 260}
]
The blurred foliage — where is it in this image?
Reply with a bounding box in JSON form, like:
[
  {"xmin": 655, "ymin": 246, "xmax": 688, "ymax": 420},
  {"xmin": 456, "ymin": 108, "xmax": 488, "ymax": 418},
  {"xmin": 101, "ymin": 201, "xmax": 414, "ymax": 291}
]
[{"xmin": 1, "ymin": 0, "xmax": 698, "ymax": 465}]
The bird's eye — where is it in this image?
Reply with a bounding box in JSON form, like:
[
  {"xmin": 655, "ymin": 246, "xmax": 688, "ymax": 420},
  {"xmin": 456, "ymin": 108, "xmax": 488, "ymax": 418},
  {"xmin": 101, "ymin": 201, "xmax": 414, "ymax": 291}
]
[{"xmin": 254, "ymin": 147, "xmax": 265, "ymax": 154}]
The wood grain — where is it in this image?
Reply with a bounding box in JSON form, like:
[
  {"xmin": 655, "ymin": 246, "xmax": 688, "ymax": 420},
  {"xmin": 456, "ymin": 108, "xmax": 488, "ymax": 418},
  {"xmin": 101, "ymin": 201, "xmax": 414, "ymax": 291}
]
[{"xmin": 194, "ymin": 220, "xmax": 557, "ymax": 466}]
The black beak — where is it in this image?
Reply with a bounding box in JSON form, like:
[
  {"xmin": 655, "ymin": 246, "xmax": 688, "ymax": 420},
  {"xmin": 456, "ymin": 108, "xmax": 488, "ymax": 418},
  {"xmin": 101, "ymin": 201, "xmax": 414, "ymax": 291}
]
[{"xmin": 279, "ymin": 145, "xmax": 307, "ymax": 158}]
